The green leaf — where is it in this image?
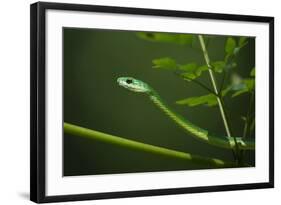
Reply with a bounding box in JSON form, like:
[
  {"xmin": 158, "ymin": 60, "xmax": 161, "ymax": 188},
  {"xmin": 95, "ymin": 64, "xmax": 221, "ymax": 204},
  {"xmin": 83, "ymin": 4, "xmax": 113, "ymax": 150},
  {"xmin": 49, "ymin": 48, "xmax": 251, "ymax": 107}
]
[
  {"xmin": 232, "ymin": 83, "xmax": 246, "ymax": 91},
  {"xmin": 250, "ymin": 67, "xmax": 255, "ymax": 77},
  {"xmin": 137, "ymin": 32, "xmax": 194, "ymax": 45},
  {"xmin": 178, "ymin": 63, "xmax": 197, "ymax": 72},
  {"xmin": 244, "ymin": 79, "xmax": 255, "ymax": 90},
  {"xmin": 196, "ymin": 65, "xmax": 209, "ymax": 76},
  {"xmin": 178, "ymin": 63, "xmax": 208, "ymax": 80},
  {"xmin": 231, "ymin": 78, "xmax": 255, "ymax": 97},
  {"xmin": 176, "ymin": 94, "xmax": 218, "ymax": 107},
  {"xmin": 225, "ymin": 37, "xmax": 236, "ymax": 54},
  {"xmin": 239, "ymin": 37, "xmax": 248, "ymax": 47},
  {"xmin": 221, "ymin": 87, "xmax": 231, "ymax": 96},
  {"xmin": 232, "ymin": 89, "xmax": 249, "ymax": 97},
  {"xmin": 229, "ymin": 73, "xmax": 255, "ymax": 98},
  {"xmin": 152, "ymin": 57, "xmax": 208, "ymax": 80},
  {"xmin": 211, "ymin": 61, "xmax": 226, "ymax": 73},
  {"xmin": 152, "ymin": 57, "xmax": 178, "ymax": 70},
  {"xmin": 176, "ymin": 88, "xmax": 230, "ymax": 107},
  {"xmin": 181, "ymin": 72, "xmax": 197, "ymax": 80},
  {"xmin": 224, "ymin": 37, "xmax": 248, "ymax": 61}
]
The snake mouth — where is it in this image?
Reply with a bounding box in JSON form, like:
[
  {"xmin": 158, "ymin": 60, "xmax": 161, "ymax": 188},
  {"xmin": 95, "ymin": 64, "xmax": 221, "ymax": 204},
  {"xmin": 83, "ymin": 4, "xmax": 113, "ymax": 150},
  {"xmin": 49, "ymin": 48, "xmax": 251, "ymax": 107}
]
[
  {"xmin": 117, "ymin": 78, "xmax": 122, "ymax": 85},
  {"xmin": 117, "ymin": 77, "xmax": 134, "ymax": 90},
  {"xmin": 117, "ymin": 77, "xmax": 130, "ymax": 87}
]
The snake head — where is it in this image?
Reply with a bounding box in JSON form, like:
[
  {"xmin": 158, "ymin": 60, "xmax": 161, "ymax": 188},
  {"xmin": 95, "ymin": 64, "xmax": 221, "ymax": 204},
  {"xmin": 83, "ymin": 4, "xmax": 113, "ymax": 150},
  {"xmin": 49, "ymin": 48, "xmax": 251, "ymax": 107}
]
[{"xmin": 117, "ymin": 77, "xmax": 152, "ymax": 93}]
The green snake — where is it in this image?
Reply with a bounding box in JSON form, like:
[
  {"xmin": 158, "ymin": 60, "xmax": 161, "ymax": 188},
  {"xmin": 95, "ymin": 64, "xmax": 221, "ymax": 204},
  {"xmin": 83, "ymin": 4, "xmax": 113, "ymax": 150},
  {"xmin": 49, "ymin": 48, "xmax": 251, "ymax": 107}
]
[{"xmin": 117, "ymin": 77, "xmax": 255, "ymax": 150}]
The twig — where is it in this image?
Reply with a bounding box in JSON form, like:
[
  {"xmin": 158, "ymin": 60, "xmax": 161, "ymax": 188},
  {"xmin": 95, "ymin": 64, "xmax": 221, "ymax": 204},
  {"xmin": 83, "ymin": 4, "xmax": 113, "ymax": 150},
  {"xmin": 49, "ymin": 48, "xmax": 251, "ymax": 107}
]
[
  {"xmin": 198, "ymin": 35, "xmax": 240, "ymax": 162},
  {"xmin": 174, "ymin": 72, "xmax": 218, "ymax": 96},
  {"xmin": 243, "ymin": 91, "xmax": 255, "ymax": 138},
  {"xmin": 219, "ymin": 70, "xmax": 227, "ymax": 95}
]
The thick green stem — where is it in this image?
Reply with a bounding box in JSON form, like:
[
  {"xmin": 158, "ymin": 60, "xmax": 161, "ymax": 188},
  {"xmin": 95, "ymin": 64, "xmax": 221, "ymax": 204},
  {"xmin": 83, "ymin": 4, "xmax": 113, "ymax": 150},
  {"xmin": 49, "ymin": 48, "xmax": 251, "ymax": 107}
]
[
  {"xmin": 64, "ymin": 122, "xmax": 236, "ymax": 168},
  {"xmin": 198, "ymin": 35, "xmax": 240, "ymax": 159}
]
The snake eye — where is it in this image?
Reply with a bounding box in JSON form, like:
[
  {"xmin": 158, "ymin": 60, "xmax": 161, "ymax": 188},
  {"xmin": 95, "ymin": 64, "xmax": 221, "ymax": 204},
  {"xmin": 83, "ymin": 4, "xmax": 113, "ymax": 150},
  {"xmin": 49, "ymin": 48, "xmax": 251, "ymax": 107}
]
[{"xmin": 126, "ymin": 79, "xmax": 133, "ymax": 84}]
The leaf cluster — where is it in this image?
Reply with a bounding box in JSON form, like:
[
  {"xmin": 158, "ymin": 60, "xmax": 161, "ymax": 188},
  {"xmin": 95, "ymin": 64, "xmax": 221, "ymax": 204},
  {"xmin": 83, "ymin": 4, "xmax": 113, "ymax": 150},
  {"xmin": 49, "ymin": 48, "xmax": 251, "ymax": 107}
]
[{"xmin": 137, "ymin": 32, "xmax": 254, "ymax": 107}]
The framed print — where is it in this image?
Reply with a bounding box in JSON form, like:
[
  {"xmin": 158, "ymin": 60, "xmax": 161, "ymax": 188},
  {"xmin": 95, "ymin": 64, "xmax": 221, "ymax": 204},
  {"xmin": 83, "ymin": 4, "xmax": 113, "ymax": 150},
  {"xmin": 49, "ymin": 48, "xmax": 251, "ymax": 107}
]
[{"xmin": 30, "ymin": 2, "xmax": 274, "ymax": 203}]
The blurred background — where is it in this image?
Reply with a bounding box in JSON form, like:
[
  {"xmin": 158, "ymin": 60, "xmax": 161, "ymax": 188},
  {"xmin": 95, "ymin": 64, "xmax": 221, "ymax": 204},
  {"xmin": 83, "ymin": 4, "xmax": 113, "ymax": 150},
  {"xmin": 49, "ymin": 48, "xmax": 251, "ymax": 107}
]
[{"xmin": 63, "ymin": 28, "xmax": 255, "ymax": 176}]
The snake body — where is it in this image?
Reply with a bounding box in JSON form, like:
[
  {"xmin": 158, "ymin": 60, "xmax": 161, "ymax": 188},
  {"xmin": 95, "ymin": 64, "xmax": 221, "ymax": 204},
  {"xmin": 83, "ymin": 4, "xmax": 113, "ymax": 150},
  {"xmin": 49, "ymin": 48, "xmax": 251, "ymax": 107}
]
[{"xmin": 117, "ymin": 77, "xmax": 255, "ymax": 150}]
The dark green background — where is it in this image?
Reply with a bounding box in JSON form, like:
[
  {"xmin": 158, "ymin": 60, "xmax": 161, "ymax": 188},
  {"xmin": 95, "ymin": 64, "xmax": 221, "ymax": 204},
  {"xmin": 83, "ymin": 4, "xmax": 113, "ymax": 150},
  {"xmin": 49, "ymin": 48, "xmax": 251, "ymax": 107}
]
[{"xmin": 63, "ymin": 28, "xmax": 255, "ymax": 176}]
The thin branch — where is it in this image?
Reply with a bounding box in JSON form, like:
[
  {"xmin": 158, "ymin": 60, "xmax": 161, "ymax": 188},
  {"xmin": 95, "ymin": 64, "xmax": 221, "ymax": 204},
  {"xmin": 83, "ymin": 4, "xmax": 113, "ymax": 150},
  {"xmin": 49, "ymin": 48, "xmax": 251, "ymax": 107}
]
[
  {"xmin": 244, "ymin": 91, "xmax": 255, "ymax": 138},
  {"xmin": 240, "ymin": 91, "xmax": 255, "ymax": 165},
  {"xmin": 219, "ymin": 70, "xmax": 227, "ymax": 95},
  {"xmin": 198, "ymin": 35, "xmax": 232, "ymax": 137},
  {"xmin": 64, "ymin": 122, "xmax": 236, "ymax": 168},
  {"xmin": 174, "ymin": 72, "xmax": 218, "ymax": 96},
  {"xmin": 242, "ymin": 121, "xmax": 248, "ymax": 139},
  {"xmin": 198, "ymin": 35, "xmax": 240, "ymax": 162}
]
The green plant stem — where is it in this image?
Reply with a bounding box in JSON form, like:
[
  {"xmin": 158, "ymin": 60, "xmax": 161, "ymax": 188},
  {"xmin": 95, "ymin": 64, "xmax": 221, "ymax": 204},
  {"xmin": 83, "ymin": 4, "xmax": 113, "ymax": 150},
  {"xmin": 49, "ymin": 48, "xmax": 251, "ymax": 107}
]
[
  {"xmin": 198, "ymin": 35, "xmax": 231, "ymax": 137},
  {"xmin": 243, "ymin": 92, "xmax": 255, "ymax": 138},
  {"xmin": 242, "ymin": 121, "xmax": 248, "ymax": 139},
  {"xmin": 248, "ymin": 91, "xmax": 255, "ymax": 137},
  {"xmin": 64, "ymin": 122, "xmax": 236, "ymax": 168},
  {"xmin": 219, "ymin": 70, "xmax": 227, "ymax": 94},
  {"xmin": 198, "ymin": 35, "xmax": 240, "ymax": 161},
  {"xmin": 174, "ymin": 72, "xmax": 218, "ymax": 96},
  {"xmin": 249, "ymin": 119, "xmax": 255, "ymax": 137},
  {"xmin": 241, "ymin": 92, "xmax": 255, "ymax": 164}
]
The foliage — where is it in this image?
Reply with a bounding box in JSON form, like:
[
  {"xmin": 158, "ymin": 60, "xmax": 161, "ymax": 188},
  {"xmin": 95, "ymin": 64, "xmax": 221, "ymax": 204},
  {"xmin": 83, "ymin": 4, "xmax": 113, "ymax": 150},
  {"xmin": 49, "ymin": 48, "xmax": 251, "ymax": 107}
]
[
  {"xmin": 176, "ymin": 88, "xmax": 230, "ymax": 107},
  {"xmin": 152, "ymin": 57, "xmax": 208, "ymax": 80},
  {"xmin": 141, "ymin": 33, "xmax": 254, "ymax": 107},
  {"xmin": 137, "ymin": 32, "xmax": 255, "ymax": 164},
  {"xmin": 231, "ymin": 78, "xmax": 255, "ymax": 98},
  {"xmin": 152, "ymin": 57, "xmax": 178, "ymax": 70}
]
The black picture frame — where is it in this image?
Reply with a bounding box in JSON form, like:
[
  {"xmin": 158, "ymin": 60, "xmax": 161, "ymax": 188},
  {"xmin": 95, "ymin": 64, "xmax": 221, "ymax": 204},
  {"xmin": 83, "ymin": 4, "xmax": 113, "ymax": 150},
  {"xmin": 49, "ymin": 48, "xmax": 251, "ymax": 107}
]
[{"xmin": 30, "ymin": 1, "xmax": 274, "ymax": 203}]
